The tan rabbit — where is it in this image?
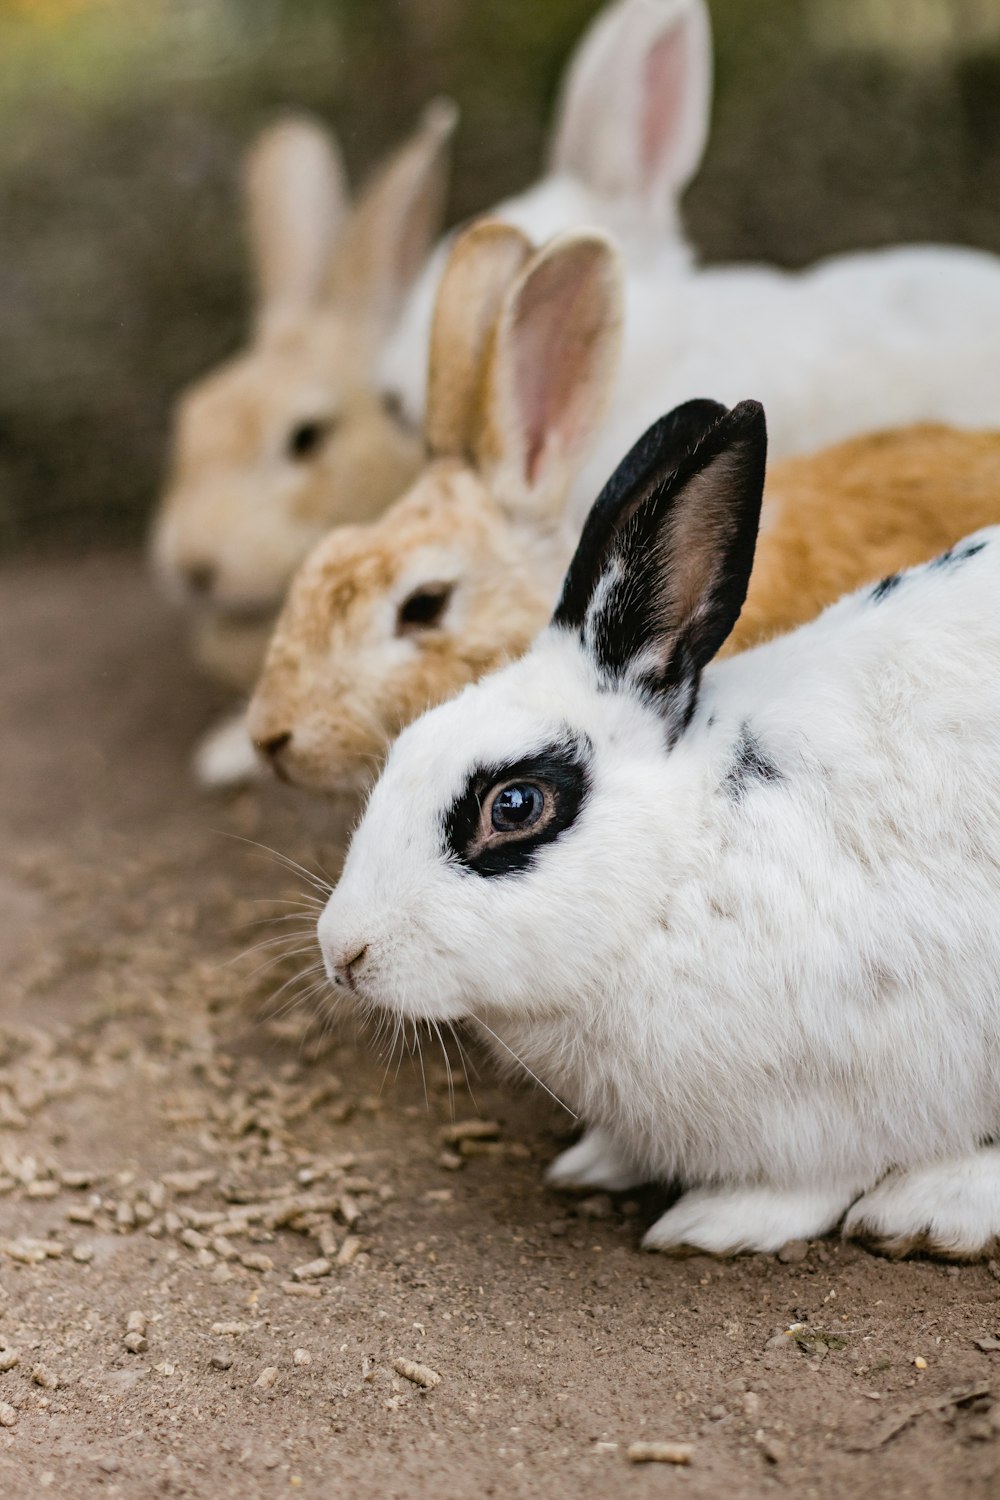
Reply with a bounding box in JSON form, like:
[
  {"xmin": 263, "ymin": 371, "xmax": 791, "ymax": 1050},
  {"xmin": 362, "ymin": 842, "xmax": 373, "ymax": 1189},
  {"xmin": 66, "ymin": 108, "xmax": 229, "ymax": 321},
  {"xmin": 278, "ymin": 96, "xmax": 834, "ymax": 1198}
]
[
  {"xmin": 247, "ymin": 221, "xmax": 1000, "ymax": 798},
  {"xmin": 152, "ymin": 100, "xmax": 458, "ymax": 693}
]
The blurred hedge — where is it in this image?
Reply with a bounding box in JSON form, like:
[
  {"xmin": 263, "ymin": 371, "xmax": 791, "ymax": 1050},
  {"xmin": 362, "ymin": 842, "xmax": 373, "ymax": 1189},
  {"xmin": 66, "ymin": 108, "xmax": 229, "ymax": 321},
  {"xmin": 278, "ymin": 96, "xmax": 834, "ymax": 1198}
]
[{"xmin": 0, "ymin": 0, "xmax": 998, "ymax": 553}]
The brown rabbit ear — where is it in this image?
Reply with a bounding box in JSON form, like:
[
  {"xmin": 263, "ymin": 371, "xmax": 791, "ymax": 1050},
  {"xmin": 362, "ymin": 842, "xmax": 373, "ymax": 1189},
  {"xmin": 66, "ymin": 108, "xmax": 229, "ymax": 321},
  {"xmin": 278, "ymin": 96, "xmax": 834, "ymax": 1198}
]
[
  {"xmin": 425, "ymin": 220, "xmax": 534, "ymax": 461},
  {"xmin": 244, "ymin": 115, "xmax": 349, "ymax": 336},
  {"xmin": 475, "ymin": 231, "xmax": 623, "ymax": 524},
  {"xmin": 327, "ymin": 98, "xmax": 458, "ymax": 344}
]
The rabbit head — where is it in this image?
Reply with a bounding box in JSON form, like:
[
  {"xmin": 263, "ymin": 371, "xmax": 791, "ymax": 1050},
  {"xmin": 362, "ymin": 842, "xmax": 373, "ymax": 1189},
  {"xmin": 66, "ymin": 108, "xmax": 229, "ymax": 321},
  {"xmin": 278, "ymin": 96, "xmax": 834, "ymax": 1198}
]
[
  {"xmin": 151, "ymin": 100, "xmax": 457, "ymax": 628},
  {"xmin": 316, "ymin": 399, "xmax": 767, "ymax": 1023},
  {"xmin": 247, "ymin": 219, "xmax": 624, "ymax": 794}
]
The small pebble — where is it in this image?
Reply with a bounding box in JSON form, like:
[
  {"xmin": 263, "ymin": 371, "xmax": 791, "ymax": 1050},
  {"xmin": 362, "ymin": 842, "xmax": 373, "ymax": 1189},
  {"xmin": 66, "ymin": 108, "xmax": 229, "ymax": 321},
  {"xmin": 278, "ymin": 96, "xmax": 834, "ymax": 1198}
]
[
  {"xmin": 776, "ymin": 1241, "xmax": 809, "ymax": 1265},
  {"xmin": 71, "ymin": 1244, "xmax": 94, "ymax": 1264},
  {"xmin": 255, "ymin": 1366, "xmax": 278, "ymax": 1390},
  {"xmin": 293, "ymin": 1348, "xmax": 312, "ymax": 1366},
  {"xmin": 627, "ymin": 1442, "xmax": 693, "ymax": 1466},
  {"xmin": 0, "ymin": 1350, "xmax": 20, "ymax": 1372},
  {"xmin": 0, "ymin": 1402, "xmax": 16, "ymax": 1428},
  {"xmin": 914, "ymin": 1356, "xmax": 928, "ymax": 1370},
  {"xmin": 32, "ymin": 1365, "xmax": 59, "ymax": 1390},
  {"xmin": 123, "ymin": 1332, "xmax": 147, "ymax": 1355},
  {"xmin": 211, "ymin": 1321, "xmax": 247, "ymax": 1337},
  {"xmin": 210, "ymin": 1351, "xmax": 233, "ymax": 1371}
]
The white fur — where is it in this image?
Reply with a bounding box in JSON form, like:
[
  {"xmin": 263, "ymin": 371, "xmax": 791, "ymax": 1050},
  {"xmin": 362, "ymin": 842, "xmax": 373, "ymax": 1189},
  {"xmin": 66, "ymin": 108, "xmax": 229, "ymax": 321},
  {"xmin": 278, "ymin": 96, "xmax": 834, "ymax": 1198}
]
[
  {"xmin": 193, "ymin": 711, "xmax": 263, "ymax": 789},
  {"xmin": 319, "ymin": 531, "xmax": 1000, "ymax": 1257},
  {"xmin": 378, "ymin": 0, "xmax": 709, "ymax": 423}
]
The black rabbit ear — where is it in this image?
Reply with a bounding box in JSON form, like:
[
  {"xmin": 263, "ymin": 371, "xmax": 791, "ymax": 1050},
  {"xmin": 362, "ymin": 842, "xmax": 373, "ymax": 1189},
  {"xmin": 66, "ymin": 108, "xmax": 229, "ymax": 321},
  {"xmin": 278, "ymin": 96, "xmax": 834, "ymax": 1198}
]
[{"xmin": 552, "ymin": 399, "xmax": 767, "ymax": 738}]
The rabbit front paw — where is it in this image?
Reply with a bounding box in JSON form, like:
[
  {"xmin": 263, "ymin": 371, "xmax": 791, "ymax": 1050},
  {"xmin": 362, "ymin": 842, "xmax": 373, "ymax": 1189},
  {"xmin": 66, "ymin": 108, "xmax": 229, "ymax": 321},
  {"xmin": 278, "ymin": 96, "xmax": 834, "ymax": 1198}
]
[
  {"xmin": 642, "ymin": 1182, "xmax": 856, "ymax": 1256},
  {"xmin": 545, "ymin": 1126, "xmax": 647, "ymax": 1193}
]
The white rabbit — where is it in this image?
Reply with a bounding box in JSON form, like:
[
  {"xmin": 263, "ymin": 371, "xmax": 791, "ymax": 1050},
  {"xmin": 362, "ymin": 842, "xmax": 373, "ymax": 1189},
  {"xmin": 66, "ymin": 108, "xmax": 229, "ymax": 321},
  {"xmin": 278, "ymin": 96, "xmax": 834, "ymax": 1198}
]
[{"xmin": 317, "ymin": 398, "xmax": 1000, "ymax": 1259}]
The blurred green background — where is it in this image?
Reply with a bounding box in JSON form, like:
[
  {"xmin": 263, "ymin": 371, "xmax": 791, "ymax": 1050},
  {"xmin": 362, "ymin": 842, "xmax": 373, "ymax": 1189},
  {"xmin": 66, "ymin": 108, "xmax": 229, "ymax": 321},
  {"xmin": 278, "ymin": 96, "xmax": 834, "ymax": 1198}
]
[{"xmin": 1, "ymin": 0, "xmax": 999, "ymax": 553}]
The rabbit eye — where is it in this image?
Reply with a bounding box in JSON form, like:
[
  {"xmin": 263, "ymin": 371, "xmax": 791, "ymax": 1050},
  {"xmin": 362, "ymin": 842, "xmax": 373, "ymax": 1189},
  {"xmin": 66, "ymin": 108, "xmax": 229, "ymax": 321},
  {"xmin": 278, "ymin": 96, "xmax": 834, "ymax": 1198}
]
[
  {"xmin": 380, "ymin": 389, "xmax": 409, "ymax": 426},
  {"xmin": 489, "ymin": 783, "xmax": 545, "ymax": 833},
  {"xmin": 396, "ymin": 583, "xmax": 453, "ymax": 634},
  {"xmin": 288, "ymin": 418, "xmax": 334, "ymax": 461}
]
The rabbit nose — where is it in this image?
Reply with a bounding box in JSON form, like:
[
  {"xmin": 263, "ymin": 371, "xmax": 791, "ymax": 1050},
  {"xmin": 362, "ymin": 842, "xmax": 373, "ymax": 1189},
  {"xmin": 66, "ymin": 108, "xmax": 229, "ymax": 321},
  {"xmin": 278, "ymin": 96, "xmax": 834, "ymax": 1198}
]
[
  {"xmin": 182, "ymin": 562, "xmax": 216, "ymax": 597},
  {"xmin": 254, "ymin": 730, "xmax": 292, "ymax": 780},
  {"xmin": 256, "ymin": 730, "xmax": 292, "ymax": 759},
  {"xmin": 332, "ymin": 943, "xmax": 369, "ymax": 992}
]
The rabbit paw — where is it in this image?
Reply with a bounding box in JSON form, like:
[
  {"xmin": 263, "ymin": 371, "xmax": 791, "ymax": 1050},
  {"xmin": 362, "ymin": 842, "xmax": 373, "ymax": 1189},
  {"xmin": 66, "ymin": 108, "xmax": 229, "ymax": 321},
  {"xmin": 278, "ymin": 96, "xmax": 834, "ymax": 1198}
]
[
  {"xmin": 844, "ymin": 1147, "xmax": 1000, "ymax": 1260},
  {"xmin": 193, "ymin": 713, "xmax": 264, "ymax": 790},
  {"xmin": 545, "ymin": 1126, "xmax": 646, "ymax": 1193},
  {"xmin": 642, "ymin": 1183, "xmax": 854, "ymax": 1256}
]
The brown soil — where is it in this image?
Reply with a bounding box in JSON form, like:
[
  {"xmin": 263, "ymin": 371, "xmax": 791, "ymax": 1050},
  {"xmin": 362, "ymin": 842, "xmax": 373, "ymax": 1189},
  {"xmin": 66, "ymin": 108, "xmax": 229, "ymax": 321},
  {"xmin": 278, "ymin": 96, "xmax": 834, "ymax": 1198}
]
[{"xmin": 1, "ymin": 551, "xmax": 999, "ymax": 1500}]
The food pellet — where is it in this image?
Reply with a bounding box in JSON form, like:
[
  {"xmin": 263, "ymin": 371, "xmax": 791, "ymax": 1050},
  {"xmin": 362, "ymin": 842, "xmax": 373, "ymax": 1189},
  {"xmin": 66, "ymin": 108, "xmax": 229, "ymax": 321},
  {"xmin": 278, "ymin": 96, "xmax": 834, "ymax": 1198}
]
[
  {"xmin": 291, "ymin": 1257, "xmax": 331, "ymax": 1281},
  {"xmin": 392, "ymin": 1357, "xmax": 440, "ymax": 1390},
  {"xmin": 0, "ymin": 1402, "xmax": 15, "ymax": 1428},
  {"xmin": 255, "ymin": 1366, "xmax": 278, "ymax": 1389},
  {"xmin": 627, "ymin": 1442, "xmax": 694, "ymax": 1465},
  {"xmin": 31, "ymin": 1365, "xmax": 59, "ymax": 1390},
  {"xmin": 0, "ymin": 1350, "xmax": 20, "ymax": 1372}
]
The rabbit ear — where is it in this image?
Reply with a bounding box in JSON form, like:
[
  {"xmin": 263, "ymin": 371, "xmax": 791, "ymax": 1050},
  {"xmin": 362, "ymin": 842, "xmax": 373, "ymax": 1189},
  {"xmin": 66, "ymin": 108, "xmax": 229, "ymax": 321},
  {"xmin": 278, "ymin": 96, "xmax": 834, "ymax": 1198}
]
[
  {"xmin": 328, "ymin": 98, "xmax": 458, "ymax": 343},
  {"xmin": 549, "ymin": 0, "xmax": 712, "ymax": 209},
  {"xmin": 425, "ymin": 220, "xmax": 533, "ymax": 461},
  {"xmin": 474, "ymin": 230, "xmax": 623, "ymax": 523},
  {"xmin": 553, "ymin": 400, "xmax": 767, "ymax": 736},
  {"xmin": 244, "ymin": 115, "xmax": 349, "ymax": 336}
]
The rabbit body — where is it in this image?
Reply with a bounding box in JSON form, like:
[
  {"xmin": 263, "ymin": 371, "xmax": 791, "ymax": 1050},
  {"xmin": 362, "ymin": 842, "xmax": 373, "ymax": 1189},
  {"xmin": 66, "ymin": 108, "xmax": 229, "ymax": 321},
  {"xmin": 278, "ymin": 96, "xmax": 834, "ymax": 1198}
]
[
  {"xmin": 318, "ymin": 402, "xmax": 1000, "ymax": 1257},
  {"xmin": 571, "ymin": 245, "xmax": 1000, "ymax": 522}
]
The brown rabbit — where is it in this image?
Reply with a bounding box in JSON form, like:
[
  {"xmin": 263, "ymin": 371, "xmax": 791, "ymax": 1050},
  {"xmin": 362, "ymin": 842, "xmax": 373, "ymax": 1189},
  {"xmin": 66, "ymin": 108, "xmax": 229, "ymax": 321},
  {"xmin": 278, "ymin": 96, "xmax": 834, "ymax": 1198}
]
[
  {"xmin": 247, "ymin": 222, "xmax": 1000, "ymax": 798},
  {"xmin": 152, "ymin": 101, "xmax": 457, "ymax": 693}
]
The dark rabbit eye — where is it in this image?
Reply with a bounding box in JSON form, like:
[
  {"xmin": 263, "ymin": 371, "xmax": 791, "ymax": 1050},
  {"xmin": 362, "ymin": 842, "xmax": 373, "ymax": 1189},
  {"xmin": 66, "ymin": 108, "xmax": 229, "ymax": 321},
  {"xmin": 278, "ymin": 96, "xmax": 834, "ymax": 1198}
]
[
  {"xmin": 490, "ymin": 783, "xmax": 545, "ymax": 833},
  {"xmin": 380, "ymin": 389, "xmax": 409, "ymax": 426},
  {"xmin": 288, "ymin": 418, "xmax": 334, "ymax": 461},
  {"xmin": 396, "ymin": 583, "xmax": 453, "ymax": 634}
]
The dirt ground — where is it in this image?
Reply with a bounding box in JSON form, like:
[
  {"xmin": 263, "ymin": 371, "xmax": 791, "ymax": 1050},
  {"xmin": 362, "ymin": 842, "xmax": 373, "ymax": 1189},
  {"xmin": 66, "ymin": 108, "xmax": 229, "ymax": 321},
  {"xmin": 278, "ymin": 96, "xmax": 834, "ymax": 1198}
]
[{"xmin": 1, "ymin": 551, "xmax": 999, "ymax": 1500}]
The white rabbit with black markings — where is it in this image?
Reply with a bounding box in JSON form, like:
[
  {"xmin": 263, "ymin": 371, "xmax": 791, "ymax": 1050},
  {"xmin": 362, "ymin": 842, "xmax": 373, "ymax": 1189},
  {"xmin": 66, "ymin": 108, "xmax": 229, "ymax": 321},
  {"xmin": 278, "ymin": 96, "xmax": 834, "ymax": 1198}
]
[{"xmin": 317, "ymin": 397, "xmax": 1000, "ymax": 1259}]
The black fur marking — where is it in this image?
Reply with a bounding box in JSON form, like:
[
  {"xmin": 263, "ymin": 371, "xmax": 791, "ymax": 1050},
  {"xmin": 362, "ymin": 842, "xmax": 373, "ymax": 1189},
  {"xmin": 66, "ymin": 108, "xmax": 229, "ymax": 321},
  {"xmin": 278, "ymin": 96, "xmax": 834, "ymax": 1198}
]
[
  {"xmin": 871, "ymin": 572, "xmax": 902, "ymax": 602},
  {"xmin": 552, "ymin": 399, "xmax": 728, "ymax": 634},
  {"xmin": 553, "ymin": 400, "xmax": 768, "ymax": 748},
  {"xmin": 443, "ymin": 737, "xmax": 591, "ymax": 878},
  {"xmin": 931, "ymin": 540, "xmax": 987, "ymax": 569},
  {"xmin": 723, "ymin": 724, "xmax": 782, "ymax": 802}
]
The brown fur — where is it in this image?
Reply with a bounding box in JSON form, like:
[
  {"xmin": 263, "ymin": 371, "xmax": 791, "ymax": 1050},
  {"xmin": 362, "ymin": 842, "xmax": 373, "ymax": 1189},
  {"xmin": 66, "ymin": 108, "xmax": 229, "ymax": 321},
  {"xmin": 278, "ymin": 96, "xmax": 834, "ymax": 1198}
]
[{"xmin": 727, "ymin": 425, "xmax": 1000, "ymax": 656}]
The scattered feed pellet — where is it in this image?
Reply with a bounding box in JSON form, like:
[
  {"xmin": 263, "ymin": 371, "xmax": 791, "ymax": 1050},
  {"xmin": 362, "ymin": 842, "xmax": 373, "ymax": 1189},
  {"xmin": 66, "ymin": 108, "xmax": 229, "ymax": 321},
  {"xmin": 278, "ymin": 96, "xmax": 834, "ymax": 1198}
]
[
  {"xmin": 626, "ymin": 1442, "xmax": 693, "ymax": 1465},
  {"xmin": 392, "ymin": 1358, "xmax": 441, "ymax": 1390}
]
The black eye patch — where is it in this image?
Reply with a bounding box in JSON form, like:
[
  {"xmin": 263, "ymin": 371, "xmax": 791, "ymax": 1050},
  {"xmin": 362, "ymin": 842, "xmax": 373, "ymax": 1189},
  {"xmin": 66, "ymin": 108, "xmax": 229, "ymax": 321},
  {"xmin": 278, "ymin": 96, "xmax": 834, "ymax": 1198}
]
[{"xmin": 443, "ymin": 737, "xmax": 591, "ymax": 878}]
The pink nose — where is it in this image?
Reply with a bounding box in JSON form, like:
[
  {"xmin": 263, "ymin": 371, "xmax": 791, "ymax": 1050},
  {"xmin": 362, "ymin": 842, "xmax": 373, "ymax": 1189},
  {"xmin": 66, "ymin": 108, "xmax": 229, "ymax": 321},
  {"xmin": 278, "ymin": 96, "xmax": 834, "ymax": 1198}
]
[{"xmin": 332, "ymin": 943, "xmax": 369, "ymax": 992}]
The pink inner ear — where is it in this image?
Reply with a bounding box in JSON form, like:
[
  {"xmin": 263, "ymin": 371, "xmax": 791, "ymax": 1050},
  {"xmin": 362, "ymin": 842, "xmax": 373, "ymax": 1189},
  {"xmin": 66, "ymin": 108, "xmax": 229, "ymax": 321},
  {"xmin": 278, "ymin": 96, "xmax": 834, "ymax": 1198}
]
[
  {"xmin": 641, "ymin": 25, "xmax": 688, "ymax": 188},
  {"xmin": 512, "ymin": 256, "xmax": 603, "ymax": 488}
]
